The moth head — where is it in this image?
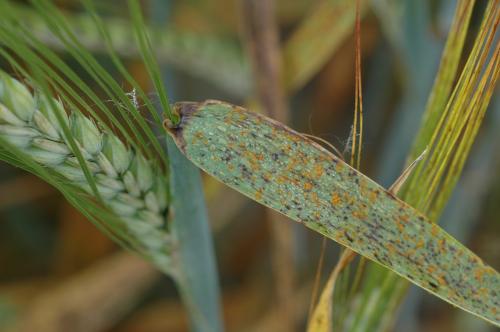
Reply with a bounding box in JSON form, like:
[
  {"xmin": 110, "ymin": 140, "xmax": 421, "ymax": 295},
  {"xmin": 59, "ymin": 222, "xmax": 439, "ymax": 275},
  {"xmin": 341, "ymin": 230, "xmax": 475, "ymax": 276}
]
[
  {"xmin": 163, "ymin": 102, "xmax": 200, "ymax": 131},
  {"xmin": 163, "ymin": 102, "xmax": 201, "ymax": 152}
]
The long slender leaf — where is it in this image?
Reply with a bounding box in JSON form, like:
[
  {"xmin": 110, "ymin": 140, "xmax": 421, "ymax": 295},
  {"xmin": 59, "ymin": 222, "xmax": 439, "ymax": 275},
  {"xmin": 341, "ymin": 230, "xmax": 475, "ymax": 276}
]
[
  {"xmin": 283, "ymin": 0, "xmax": 368, "ymax": 92},
  {"xmin": 348, "ymin": 1, "xmax": 499, "ymax": 330},
  {"xmin": 167, "ymin": 138, "xmax": 224, "ymax": 332}
]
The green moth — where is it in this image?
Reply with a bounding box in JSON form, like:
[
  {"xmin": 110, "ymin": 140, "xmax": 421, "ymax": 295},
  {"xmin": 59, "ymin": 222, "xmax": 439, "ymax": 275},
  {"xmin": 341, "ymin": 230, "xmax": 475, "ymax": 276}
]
[{"xmin": 164, "ymin": 100, "xmax": 499, "ymax": 326}]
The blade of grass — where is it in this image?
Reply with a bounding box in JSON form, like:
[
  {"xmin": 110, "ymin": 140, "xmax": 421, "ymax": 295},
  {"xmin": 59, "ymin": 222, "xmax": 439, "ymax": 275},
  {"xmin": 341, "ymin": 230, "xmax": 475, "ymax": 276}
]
[
  {"xmin": 167, "ymin": 137, "xmax": 224, "ymax": 332},
  {"xmin": 282, "ymin": 0, "xmax": 368, "ymax": 93},
  {"xmin": 137, "ymin": 0, "xmax": 224, "ymax": 329},
  {"xmin": 347, "ymin": 1, "xmax": 499, "ymax": 330},
  {"xmin": 127, "ymin": 0, "xmax": 177, "ymax": 125},
  {"xmin": 307, "ymin": 250, "xmax": 356, "ymax": 332},
  {"xmin": 408, "ymin": 0, "xmax": 476, "ymax": 163}
]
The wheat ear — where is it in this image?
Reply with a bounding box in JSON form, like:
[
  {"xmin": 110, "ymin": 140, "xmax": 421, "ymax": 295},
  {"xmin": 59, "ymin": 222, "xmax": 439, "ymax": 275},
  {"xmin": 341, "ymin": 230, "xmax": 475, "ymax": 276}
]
[{"xmin": 0, "ymin": 71, "xmax": 172, "ymax": 270}]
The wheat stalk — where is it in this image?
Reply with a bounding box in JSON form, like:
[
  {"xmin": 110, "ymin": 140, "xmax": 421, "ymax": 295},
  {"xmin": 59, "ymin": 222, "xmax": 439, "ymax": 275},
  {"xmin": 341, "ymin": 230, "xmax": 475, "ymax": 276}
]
[{"xmin": 0, "ymin": 71, "xmax": 172, "ymax": 270}]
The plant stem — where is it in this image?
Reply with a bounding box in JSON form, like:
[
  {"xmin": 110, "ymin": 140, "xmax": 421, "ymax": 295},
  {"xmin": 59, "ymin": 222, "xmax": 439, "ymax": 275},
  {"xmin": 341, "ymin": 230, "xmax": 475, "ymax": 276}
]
[{"xmin": 167, "ymin": 137, "xmax": 224, "ymax": 332}]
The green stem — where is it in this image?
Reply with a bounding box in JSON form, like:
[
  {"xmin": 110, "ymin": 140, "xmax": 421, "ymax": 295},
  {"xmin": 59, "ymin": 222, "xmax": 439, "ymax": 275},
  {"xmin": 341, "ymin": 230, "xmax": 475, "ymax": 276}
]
[{"xmin": 167, "ymin": 137, "xmax": 224, "ymax": 332}]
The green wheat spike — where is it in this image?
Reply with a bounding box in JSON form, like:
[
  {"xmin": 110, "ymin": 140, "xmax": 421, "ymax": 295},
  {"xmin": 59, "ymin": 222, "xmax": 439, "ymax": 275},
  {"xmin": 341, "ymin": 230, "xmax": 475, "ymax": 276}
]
[{"xmin": 0, "ymin": 71, "xmax": 172, "ymax": 270}]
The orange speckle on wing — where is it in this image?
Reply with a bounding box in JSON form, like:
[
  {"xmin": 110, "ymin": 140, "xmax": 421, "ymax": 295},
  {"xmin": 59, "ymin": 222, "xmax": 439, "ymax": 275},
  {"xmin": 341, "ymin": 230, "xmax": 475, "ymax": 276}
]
[
  {"xmin": 255, "ymin": 190, "xmax": 263, "ymax": 201},
  {"xmin": 335, "ymin": 162, "xmax": 344, "ymax": 172},
  {"xmin": 478, "ymin": 287, "xmax": 488, "ymax": 297},
  {"xmin": 386, "ymin": 243, "xmax": 396, "ymax": 255},
  {"xmin": 359, "ymin": 179, "xmax": 369, "ymax": 197},
  {"xmin": 310, "ymin": 192, "xmax": 320, "ymax": 206},
  {"xmin": 416, "ymin": 239, "xmax": 425, "ymax": 249},
  {"xmin": 289, "ymin": 134, "xmax": 300, "ymax": 142},
  {"xmin": 301, "ymin": 170, "xmax": 311, "ymax": 179},
  {"xmin": 475, "ymin": 268, "xmax": 486, "ymax": 281},
  {"xmin": 263, "ymin": 172, "xmax": 272, "ymax": 182},
  {"xmin": 238, "ymin": 113, "xmax": 248, "ymax": 121},
  {"xmin": 245, "ymin": 151, "xmax": 261, "ymax": 171},
  {"xmin": 316, "ymin": 154, "xmax": 330, "ymax": 163},
  {"xmin": 277, "ymin": 175, "xmax": 288, "ymax": 184},
  {"xmin": 427, "ymin": 265, "xmax": 436, "ymax": 274},
  {"xmin": 369, "ymin": 190, "xmax": 379, "ymax": 203},
  {"xmin": 431, "ymin": 224, "xmax": 439, "ymax": 237},
  {"xmin": 330, "ymin": 192, "xmax": 342, "ymax": 206},
  {"xmin": 313, "ymin": 164, "xmax": 324, "ymax": 178},
  {"xmin": 484, "ymin": 267, "xmax": 495, "ymax": 275},
  {"xmin": 438, "ymin": 239, "xmax": 446, "ymax": 252},
  {"xmin": 343, "ymin": 192, "xmax": 355, "ymax": 206},
  {"xmin": 437, "ymin": 275, "xmax": 447, "ymax": 286},
  {"xmin": 304, "ymin": 182, "xmax": 313, "ymax": 191},
  {"xmin": 352, "ymin": 210, "xmax": 367, "ymax": 220},
  {"xmin": 287, "ymin": 157, "xmax": 299, "ymax": 171}
]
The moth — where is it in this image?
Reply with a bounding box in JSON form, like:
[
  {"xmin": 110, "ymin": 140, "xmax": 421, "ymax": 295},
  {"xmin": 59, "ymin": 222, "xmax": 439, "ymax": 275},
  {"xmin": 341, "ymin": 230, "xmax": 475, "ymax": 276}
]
[{"xmin": 164, "ymin": 100, "xmax": 499, "ymax": 326}]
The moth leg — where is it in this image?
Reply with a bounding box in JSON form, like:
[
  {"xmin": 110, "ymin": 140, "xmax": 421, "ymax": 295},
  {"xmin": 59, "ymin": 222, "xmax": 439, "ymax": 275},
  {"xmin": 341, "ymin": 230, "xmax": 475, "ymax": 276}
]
[{"xmin": 389, "ymin": 148, "xmax": 428, "ymax": 195}]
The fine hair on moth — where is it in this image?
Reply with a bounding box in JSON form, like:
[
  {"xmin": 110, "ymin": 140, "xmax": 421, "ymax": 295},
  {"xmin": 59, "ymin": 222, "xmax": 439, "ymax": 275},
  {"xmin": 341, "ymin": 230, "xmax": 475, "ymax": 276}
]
[{"xmin": 163, "ymin": 99, "xmax": 500, "ymax": 326}]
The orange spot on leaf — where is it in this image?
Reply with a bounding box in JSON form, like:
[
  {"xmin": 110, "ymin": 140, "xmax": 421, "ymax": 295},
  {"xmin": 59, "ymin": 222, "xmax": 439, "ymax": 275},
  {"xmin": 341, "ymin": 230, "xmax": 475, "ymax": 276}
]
[{"xmin": 330, "ymin": 192, "xmax": 342, "ymax": 206}]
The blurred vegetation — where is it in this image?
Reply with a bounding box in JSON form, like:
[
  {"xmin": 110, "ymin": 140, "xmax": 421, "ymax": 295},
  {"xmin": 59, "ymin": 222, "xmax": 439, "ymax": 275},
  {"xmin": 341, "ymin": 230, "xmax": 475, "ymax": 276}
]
[{"xmin": 0, "ymin": 0, "xmax": 498, "ymax": 332}]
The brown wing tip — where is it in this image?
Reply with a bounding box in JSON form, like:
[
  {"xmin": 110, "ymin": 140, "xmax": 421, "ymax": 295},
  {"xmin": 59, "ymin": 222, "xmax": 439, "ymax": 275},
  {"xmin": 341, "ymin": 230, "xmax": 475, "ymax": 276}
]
[{"xmin": 163, "ymin": 102, "xmax": 202, "ymax": 151}]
